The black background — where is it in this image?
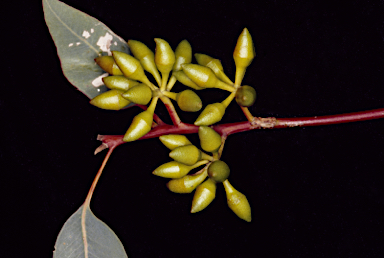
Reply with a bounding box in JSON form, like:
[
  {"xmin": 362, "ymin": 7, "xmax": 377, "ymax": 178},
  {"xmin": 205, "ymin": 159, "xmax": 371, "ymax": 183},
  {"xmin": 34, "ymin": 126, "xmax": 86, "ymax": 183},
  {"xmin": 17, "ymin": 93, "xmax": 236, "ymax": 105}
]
[{"xmin": 2, "ymin": 0, "xmax": 384, "ymax": 257}]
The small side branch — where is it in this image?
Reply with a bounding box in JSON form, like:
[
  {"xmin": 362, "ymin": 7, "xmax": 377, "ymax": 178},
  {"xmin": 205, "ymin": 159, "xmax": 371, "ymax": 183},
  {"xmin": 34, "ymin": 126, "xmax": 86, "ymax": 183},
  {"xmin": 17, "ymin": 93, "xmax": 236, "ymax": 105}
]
[
  {"xmin": 240, "ymin": 106, "xmax": 255, "ymax": 122},
  {"xmin": 217, "ymin": 134, "xmax": 228, "ymax": 159},
  {"xmin": 160, "ymin": 96, "xmax": 181, "ymax": 125}
]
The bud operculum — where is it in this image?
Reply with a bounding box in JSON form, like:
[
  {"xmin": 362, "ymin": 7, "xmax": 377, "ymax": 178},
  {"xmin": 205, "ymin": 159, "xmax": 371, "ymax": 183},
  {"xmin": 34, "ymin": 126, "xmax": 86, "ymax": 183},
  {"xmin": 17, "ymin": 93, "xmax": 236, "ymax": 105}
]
[
  {"xmin": 123, "ymin": 97, "xmax": 158, "ymax": 142},
  {"xmin": 176, "ymin": 90, "xmax": 202, "ymax": 112},
  {"xmin": 90, "ymin": 89, "xmax": 130, "ymax": 110},
  {"xmin": 94, "ymin": 56, "xmax": 123, "ymax": 75},
  {"xmin": 223, "ymin": 180, "xmax": 252, "ymax": 222},
  {"xmin": 112, "ymin": 51, "xmax": 152, "ymax": 86},
  {"xmin": 167, "ymin": 168, "xmax": 208, "ymax": 193},
  {"xmin": 194, "ymin": 103, "xmax": 226, "ymax": 126},
  {"xmin": 103, "ymin": 76, "xmax": 139, "ymax": 91},
  {"xmin": 173, "ymin": 40, "xmax": 192, "ymax": 72},
  {"xmin": 159, "ymin": 134, "xmax": 192, "ymax": 150},
  {"xmin": 191, "ymin": 178, "xmax": 217, "ymax": 213},
  {"xmin": 169, "ymin": 145, "xmax": 202, "ymax": 166},
  {"xmin": 122, "ymin": 83, "xmax": 152, "ymax": 105},
  {"xmin": 198, "ymin": 126, "xmax": 222, "ymax": 153}
]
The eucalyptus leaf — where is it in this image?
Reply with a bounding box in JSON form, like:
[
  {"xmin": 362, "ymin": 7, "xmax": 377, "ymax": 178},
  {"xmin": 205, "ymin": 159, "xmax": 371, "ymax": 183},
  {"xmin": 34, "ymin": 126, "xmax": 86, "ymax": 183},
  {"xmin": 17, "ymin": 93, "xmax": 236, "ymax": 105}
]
[
  {"xmin": 53, "ymin": 205, "xmax": 128, "ymax": 258},
  {"xmin": 43, "ymin": 0, "xmax": 130, "ymax": 99}
]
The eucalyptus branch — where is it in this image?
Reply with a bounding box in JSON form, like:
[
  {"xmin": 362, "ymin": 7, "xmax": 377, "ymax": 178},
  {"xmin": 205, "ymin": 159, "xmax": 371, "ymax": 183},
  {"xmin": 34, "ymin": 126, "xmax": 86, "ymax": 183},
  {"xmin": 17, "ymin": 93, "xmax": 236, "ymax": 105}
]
[
  {"xmin": 96, "ymin": 107, "xmax": 384, "ymax": 151},
  {"xmin": 45, "ymin": 1, "xmax": 384, "ymax": 255}
]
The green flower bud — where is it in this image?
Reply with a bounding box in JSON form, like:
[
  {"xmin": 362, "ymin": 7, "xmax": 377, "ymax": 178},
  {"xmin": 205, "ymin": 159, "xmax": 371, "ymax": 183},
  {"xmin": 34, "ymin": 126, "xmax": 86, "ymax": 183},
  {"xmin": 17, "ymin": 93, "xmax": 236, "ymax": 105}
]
[
  {"xmin": 128, "ymin": 40, "xmax": 162, "ymax": 86},
  {"xmin": 194, "ymin": 103, "xmax": 226, "ymax": 126},
  {"xmin": 94, "ymin": 56, "xmax": 123, "ymax": 75},
  {"xmin": 167, "ymin": 169, "xmax": 208, "ymax": 193},
  {"xmin": 194, "ymin": 53, "xmax": 233, "ymax": 85},
  {"xmin": 89, "ymin": 89, "xmax": 130, "ymax": 110},
  {"xmin": 208, "ymin": 160, "xmax": 230, "ymax": 183},
  {"xmin": 103, "ymin": 76, "xmax": 139, "ymax": 91},
  {"xmin": 173, "ymin": 40, "xmax": 192, "ymax": 71},
  {"xmin": 159, "ymin": 134, "xmax": 192, "ymax": 150},
  {"xmin": 153, "ymin": 161, "xmax": 193, "ymax": 178},
  {"xmin": 191, "ymin": 178, "xmax": 216, "ymax": 213},
  {"xmin": 122, "ymin": 83, "xmax": 152, "ymax": 105},
  {"xmin": 176, "ymin": 90, "xmax": 202, "ymax": 112},
  {"xmin": 169, "ymin": 145, "xmax": 201, "ymax": 166},
  {"xmin": 223, "ymin": 180, "xmax": 251, "ymax": 222},
  {"xmin": 233, "ymin": 28, "xmax": 255, "ymax": 86},
  {"xmin": 123, "ymin": 110, "xmax": 153, "ymax": 142},
  {"xmin": 235, "ymin": 85, "xmax": 256, "ymax": 107},
  {"xmin": 172, "ymin": 71, "xmax": 204, "ymax": 90},
  {"xmin": 154, "ymin": 38, "xmax": 175, "ymax": 74},
  {"xmin": 194, "ymin": 53, "xmax": 218, "ymax": 68},
  {"xmin": 198, "ymin": 126, "xmax": 222, "ymax": 153},
  {"xmin": 182, "ymin": 64, "xmax": 234, "ymax": 92},
  {"xmin": 112, "ymin": 51, "xmax": 152, "ymax": 86}
]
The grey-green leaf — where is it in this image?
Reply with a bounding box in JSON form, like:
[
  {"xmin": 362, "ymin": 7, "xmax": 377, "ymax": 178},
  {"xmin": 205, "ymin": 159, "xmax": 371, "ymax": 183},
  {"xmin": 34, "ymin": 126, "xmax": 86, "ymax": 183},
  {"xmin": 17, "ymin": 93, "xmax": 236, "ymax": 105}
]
[
  {"xmin": 43, "ymin": 0, "xmax": 130, "ymax": 99},
  {"xmin": 53, "ymin": 205, "xmax": 128, "ymax": 258}
]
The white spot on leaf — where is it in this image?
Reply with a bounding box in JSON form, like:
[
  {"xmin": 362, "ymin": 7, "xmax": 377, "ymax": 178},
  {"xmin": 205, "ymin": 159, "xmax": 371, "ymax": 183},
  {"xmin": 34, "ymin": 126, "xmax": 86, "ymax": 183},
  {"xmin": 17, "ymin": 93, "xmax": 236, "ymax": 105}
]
[
  {"xmin": 96, "ymin": 32, "xmax": 113, "ymax": 55},
  {"xmin": 91, "ymin": 28, "xmax": 94, "ymax": 33},
  {"xmin": 68, "ymin": 43, "xmax": 74, "ymax": 47},
  {"xmin": 114, "ymin": 41, "xmax": 117, "ymax": 46},
  {"xmin": 82, "ymin": 30, "xmax": 91, "ymax": 39},
  {"xmin": 76, "ymin": 42, "xmax": 81, "ymax": 46},
  {"xmin": 92, "ymin": 73, "xmax": 109, "ymax": 87}
]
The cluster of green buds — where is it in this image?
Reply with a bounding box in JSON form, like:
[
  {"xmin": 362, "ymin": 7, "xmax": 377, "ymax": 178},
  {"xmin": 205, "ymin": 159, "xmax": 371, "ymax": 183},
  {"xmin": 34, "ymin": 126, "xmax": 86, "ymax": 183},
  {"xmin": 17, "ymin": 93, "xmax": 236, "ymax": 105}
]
[
  {"xmin": 92, "ymin": 28, "xmax": 256, "ymax": 138},
  {"xmin": 155, "ymin": 127, "xmax": 251, "ymax": 222},
  {"xmin": 92, "ymin": 28, "xmax": 256, "ymax": 221}
]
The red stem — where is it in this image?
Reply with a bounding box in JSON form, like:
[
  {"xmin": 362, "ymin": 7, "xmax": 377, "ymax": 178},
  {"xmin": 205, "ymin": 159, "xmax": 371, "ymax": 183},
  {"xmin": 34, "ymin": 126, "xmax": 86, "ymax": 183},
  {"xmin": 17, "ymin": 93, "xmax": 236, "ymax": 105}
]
[
  {"xmin": 96, "ymin": 108, "xmax": 384, "ymax": 150},
  {"xmin": 274, "ymin": 108, "xmax": 384, "ymax": 128}
]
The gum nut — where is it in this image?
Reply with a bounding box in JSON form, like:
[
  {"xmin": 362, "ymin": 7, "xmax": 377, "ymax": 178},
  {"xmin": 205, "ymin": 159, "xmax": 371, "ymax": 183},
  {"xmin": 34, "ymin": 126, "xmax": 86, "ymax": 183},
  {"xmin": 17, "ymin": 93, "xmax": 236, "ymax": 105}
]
[
  {"xmin": 181, "ymin": 64, "xmax": 218, "ymax": 88},
  {"xmin": 172, "ymin": 71, "xmax": 204, "ymax": 90},
  {"xmin": 233, "ymin": 28, "xmax": 255, "ymax": 69},
  {"xmin": 173, "ymin": 40, "xmax": 192, "ymax": 71},
  {"xmin": 191, "ymin": 178, "xmax": 216, "ymax": 213},
  {"xmin": 103, "ymin": 76, "xmax": 139, "ymax": 91},
  {"xmin": 122, "ymin": 84, "xmax": 152, "ymax": 105},
  {"xmin": 166, "ymin": 170, "xmax": 208, "ymax": 193},
  {"xmin": 94, "ymin": 56, "xmax": 123, "ymax": 75},
  {"xmin": 194, "ymin": 103, "xmax": 226, "ymax": 126},
  {"xmin": 176, "ymin": 90, "xmax": 202, "ymax": 112},
  {"xmin": 198, "ymin": 126, "xmax": 222, "ymax": 153},
  {"xmin": 235, "ymin": 85, "xmax": 256, "ymax": 107},
  {"xmin": 123, "ymin": 110, "xmax": 153, "ymax": 142},
  {"xmin": 112, "ymin": 51, "xmax": 147, "ymax": 82},
  {"xmin": 223, "ymin": 180, "xmax": 251, "ymax": 222},
  {"xmin": 90, "ymin": 89, "xmax": 130, "ymax": 110},
  {"xmin": 154, "ymin": 38, "xmax": 175, "ymax": 74},
  {"xmin": 208, "ymin": 160, "xmax": 230, "ymax": 183},
  {"xmin": 159, "ymin": 134, "xmax": 192, "ymax": 150},
  {"xmin": 153, "ymin": 161, "xmax": 192, "ymax": 178},
  {"xmin": 169, "ymin": 145, "xmax": 202, "ymax": 166}
]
